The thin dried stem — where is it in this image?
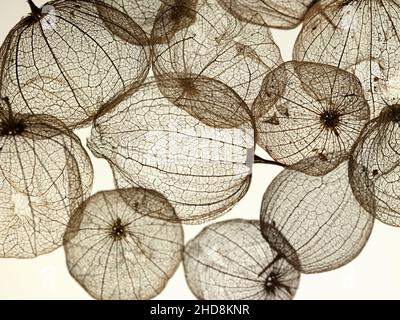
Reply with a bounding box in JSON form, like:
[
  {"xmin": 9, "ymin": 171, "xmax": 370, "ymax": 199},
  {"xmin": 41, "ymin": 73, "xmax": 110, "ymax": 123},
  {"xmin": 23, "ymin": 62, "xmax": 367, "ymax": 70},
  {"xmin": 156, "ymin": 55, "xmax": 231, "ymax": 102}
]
[{"xmin": 254, "ymin": 155, "xmax": 287, "ymax": 168}]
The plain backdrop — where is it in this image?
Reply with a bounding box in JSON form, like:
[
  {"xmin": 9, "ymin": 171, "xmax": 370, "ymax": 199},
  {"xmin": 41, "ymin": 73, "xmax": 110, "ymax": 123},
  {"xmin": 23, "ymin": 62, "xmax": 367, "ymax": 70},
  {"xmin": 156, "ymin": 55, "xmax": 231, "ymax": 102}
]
[{"xmin": 0, "ymin": 0, "xmax": 399, "ymax": 300}]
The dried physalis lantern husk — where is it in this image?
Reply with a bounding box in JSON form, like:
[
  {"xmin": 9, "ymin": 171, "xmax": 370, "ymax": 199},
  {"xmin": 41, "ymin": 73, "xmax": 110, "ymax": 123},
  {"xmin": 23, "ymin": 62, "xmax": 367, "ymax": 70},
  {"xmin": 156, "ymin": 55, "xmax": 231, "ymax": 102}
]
[
  {"xmin": 64, "ymin": 188, "xmax": 184, "ymax": 300},
  {"xmin": 294, "ymin": 0, "xmax": 400, "ymax": 118},
  {"xmin": 349, "ymin": 104, "xmax": 400, "ymax": 227},
  {"xmin": 260, "ymin": 162, "xmax": 374, "ymax": 274},
  {"xmin": 184, "ymin": 219, "xmax": 300, "ymax": 300},
  {"xmin": 151, "ymin": 0, "xmax": 282, "ymax": 106},
  {"xmin": 253, "ymin": 61, "xmax": 370, "ymax": 176},
  {"xmin": 0, "ymin": 98, "xmax": 93, "ymax": 258},
  {"xmin": 89, "ymin": 78, "xmax": 255, "ymax": 224},
  {"xmin": 0, "ymin": 0, "xmax": 150, "ymax": 129}
]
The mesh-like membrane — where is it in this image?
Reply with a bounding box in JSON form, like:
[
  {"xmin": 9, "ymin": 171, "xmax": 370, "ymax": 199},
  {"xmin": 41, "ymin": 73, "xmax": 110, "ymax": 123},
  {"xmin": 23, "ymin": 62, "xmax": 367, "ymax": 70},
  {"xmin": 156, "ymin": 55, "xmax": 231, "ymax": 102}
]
[{"xmin": 64, "ymin": 188, "xmax": 184, "ymax": 300}]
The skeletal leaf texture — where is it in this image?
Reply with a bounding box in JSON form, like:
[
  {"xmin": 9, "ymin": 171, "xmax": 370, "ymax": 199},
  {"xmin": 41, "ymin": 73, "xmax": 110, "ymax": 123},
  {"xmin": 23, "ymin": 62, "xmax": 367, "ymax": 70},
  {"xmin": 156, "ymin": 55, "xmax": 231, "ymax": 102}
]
[
  {"xmin": 102, "ymin": 0, "xmax": 195, "ymax": 43},
  {"xmin": 64, "ymin": 188, "xmax": 183, "ymax": 300},
  {"xmin": 101, "ymin": 0, "xmax": 163, "ymax": 37},
  {"xmin": 217, "ymin": 0, "xmax": 316, "ymax": 29},
  {"xmin": 253, "ymin": 61, "xmax": 370, "ymax": 176},
  {"xmin": 151, "ymin": 0, "xmax": 282, "ymax": 106},
  {"xmin": 0, "ymin": 0, "xmax": 150, "ymax": 129},
  {"xmin": 294, "ymin": 0, "xmax": 400, "ymax": 118},
  {"xmin": 184, "ymin": 219, "xmax": 300, "ymax": 300},
  {"xmin": 260, "ymin": 162, "xmax": 374, "ymax": 274},
  {"xmin": 349, "ymin": 105, "xmax": 400, "ymax": 227},
  {"xmin": 89, "ymin": 79, "xmax": 255, "ymax": 224},
  {"xmin": 0, "ymin": 98, "xmax": 93, "ymax": 258}
]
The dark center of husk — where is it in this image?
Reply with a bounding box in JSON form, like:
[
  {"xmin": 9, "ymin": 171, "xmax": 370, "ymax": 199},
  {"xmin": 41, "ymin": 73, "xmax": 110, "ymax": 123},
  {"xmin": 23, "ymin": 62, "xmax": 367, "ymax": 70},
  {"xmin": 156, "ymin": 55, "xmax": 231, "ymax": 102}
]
[
  {"xmin": 111, "ymin": 218, "xmax": 126, "ymax": 240},
  {"xmin": 0, "ymin": 119, "xmax": 26, "ymax": 136},
  {"xmin": 180, "ymin": 78, "xmax": 198, "ymax": 97},
  {"xmin": 320, "ymin": 110, "xmax": 341, "ymax": 129},
  {"xmin": 265, "ymin": 272, "xmax": 280, "ymax": 295}
]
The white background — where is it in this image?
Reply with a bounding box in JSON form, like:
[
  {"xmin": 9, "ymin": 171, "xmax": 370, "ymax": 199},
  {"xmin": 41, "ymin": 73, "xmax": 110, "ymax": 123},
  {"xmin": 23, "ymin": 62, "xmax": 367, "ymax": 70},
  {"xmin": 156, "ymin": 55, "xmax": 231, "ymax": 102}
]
[{"xmin": 0, "ymin": 0, "xmax": 399, "ymax": 300}]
